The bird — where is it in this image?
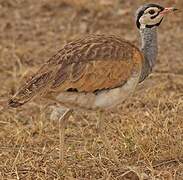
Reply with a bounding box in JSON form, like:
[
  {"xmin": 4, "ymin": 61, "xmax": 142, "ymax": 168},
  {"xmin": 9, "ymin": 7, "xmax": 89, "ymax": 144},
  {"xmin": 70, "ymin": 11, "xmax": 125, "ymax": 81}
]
[{"xmin": 7, "ymin": 4, "xmax": 178, "ymax": 163}]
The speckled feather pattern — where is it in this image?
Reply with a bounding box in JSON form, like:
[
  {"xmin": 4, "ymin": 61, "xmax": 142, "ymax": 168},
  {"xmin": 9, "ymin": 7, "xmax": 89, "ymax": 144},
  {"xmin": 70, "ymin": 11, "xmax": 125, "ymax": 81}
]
[
  {"xmin": 8, "ymin": 34, "xmax": 143, "ymax": 108},
  {"xmin": 139, "ymin": 27, "xmax": 158, "ymax": 82}
]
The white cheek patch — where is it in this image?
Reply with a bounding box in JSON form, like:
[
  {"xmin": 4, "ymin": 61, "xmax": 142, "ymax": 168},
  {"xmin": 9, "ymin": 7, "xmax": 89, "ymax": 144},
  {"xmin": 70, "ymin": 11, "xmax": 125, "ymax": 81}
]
[
  {"xmin": 144, "ymin": 7, "xmax": 159, "ymax": 14},
  {"xmin": 139, "ymin": 11, "xmax": 163, "ymax": 29}
]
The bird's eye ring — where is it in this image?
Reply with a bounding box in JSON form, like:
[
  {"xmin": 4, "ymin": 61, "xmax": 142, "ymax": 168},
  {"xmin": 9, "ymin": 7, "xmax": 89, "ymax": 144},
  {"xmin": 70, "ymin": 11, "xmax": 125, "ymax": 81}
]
[{"xmin": 149, "ymin": 10, "xmax": 155, "ymax": 15}]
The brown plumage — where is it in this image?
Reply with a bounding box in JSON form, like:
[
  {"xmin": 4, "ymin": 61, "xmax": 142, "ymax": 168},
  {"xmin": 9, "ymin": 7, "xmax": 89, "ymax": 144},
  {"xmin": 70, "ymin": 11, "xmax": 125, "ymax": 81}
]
[{"xmin": 8, "ymin": 34, "xmax": 143, "ymax": 109}]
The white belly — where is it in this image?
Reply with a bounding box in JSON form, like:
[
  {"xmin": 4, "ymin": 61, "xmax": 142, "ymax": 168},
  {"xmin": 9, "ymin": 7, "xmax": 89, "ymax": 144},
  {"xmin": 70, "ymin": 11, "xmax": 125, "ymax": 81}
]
[{"xmin": 54, "ymin": 70, "xmax": 140, "ymax": 110}]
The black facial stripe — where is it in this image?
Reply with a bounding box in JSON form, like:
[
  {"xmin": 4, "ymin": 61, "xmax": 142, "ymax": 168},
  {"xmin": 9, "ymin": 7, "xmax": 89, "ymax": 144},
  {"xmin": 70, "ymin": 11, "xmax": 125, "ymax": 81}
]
[
  {"xmin": 146, "ymin": 17, "xmax": 164, "ymax": 28},
  {"xmin": 146, "ymin": 4, "xmax": 164, "ymax": 11},
  {"xmin": 136, "ymin": 10, "xmax": 144, "ymax": 29},
  {"xmin": 136, "ymin": 4, "xmax": 164, "ymax": 29},
  {"xmin": 151, "ymin": 11, "xmax": 161, "ymax": 19}
]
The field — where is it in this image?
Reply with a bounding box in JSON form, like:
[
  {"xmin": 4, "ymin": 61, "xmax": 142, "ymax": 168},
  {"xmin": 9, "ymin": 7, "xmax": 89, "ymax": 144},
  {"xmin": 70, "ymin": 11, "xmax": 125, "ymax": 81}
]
[{"xmin": 0, "ymin": 0, "xmax": 183, "ymax": 179}]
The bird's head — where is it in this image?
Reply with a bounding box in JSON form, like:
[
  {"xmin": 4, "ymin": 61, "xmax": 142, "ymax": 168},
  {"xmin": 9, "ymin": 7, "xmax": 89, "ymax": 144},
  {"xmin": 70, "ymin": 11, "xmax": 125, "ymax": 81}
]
[{"xmin": 136, "ymin": 4, "xmax": 178, "ymax": 29}]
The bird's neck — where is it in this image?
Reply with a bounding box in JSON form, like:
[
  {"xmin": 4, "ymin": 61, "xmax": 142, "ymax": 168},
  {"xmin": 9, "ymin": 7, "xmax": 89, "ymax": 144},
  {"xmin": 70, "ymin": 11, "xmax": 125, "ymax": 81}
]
[{"xmin": 139, "ymin": 27, "xmax": 158, "ymax": 82}]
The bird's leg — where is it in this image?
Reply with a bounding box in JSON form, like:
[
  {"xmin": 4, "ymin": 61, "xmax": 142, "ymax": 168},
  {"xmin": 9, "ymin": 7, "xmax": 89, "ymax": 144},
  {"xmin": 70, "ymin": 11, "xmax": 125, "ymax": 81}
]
[
  {"xmin": 58, "ymin": 109, "xmax": 73, "ymax": 165},
  {"xmin": 97, "ymin": 110, "xmax": 120, "ymax": 164}
]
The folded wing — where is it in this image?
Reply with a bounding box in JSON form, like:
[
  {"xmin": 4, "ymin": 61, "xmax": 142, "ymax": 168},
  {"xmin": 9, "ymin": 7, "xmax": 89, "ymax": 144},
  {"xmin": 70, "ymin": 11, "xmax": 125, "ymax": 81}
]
[{"xmin": 8, "ymin": 34, "xmax": 143, "ymax": 108}]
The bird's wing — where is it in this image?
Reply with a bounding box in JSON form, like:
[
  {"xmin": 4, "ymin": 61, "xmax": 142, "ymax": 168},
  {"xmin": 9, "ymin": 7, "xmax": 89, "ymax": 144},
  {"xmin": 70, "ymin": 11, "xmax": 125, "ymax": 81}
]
[
  {"xmin": 8, "ymin": 34, "xmax": 143, "ymax": 107},
  {"xmin": 51, "ymin": 58, "xmax": 134, "ymax": 92}
]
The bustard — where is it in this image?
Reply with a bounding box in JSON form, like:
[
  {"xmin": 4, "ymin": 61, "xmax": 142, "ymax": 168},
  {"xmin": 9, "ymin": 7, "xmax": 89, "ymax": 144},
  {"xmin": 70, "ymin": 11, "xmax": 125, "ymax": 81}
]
[{"xmin": 8, "ymin": 4, "xmax": 177, "ymax": 163}]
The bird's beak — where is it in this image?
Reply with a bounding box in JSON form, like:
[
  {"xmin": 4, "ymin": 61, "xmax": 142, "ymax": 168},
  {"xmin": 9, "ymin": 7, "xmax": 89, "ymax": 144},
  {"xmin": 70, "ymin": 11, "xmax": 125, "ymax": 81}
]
[{"xmin": 160, "ymin": 7, "xmax": 178, "ymax": 15}]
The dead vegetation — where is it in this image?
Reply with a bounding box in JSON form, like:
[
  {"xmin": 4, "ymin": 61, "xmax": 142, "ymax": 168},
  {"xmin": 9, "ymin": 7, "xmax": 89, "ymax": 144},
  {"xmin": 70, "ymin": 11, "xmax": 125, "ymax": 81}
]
[{"xmin": 0, "ymin": 0, "xmax": 183, "ymax": 179}]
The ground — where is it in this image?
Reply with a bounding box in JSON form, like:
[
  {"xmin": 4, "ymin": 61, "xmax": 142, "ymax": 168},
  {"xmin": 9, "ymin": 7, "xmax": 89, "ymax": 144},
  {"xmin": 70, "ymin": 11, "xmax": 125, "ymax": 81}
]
[{"xmin": 0, "ymin": 0, "xmax": 183, "ymax": 179}]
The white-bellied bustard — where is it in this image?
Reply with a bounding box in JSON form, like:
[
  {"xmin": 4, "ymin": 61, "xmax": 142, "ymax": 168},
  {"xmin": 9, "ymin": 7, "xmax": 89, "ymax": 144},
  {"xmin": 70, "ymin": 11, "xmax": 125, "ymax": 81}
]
[{"xmin": 8, "ymin": 4, "xmax": 178, "ymax": 164}]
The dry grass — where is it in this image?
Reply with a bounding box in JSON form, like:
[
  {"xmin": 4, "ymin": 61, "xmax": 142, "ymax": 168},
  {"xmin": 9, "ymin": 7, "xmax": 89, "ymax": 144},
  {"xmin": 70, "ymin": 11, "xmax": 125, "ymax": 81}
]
[{"xmin": 0, "ymin": 0, "xmax": 183, "ymax": 179}]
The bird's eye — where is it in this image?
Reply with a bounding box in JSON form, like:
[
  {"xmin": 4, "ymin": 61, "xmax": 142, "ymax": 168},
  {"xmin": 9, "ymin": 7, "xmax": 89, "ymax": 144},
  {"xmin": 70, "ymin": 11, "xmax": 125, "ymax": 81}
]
[{"xmin": 149, "ymin": 10, "xmax": 155, "ymax": 15}]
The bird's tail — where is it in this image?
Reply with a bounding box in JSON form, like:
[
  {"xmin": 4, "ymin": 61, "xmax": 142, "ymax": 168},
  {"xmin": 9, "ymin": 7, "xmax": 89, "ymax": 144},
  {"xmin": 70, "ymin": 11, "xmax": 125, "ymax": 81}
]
[{"xmin": 8, "ymin": 71, "xmax": 54, "ymax": 108}]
